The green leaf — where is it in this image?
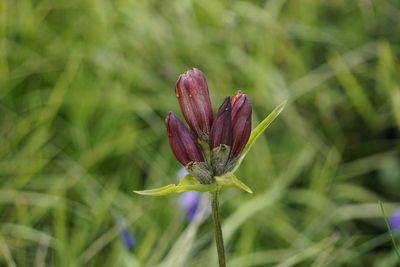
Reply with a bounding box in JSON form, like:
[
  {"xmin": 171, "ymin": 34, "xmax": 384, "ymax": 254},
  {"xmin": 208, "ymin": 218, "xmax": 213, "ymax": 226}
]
[
  {"xmin": 231, "ymin": 101, "xmax": 286, "ymax": 173},
  {"xmin": 133, "ymin": 174, "xmax": 216, "ymax": 196},
  {"xmin": 215, "ymin": 173, "xmax": 253, "ymax": 194}
]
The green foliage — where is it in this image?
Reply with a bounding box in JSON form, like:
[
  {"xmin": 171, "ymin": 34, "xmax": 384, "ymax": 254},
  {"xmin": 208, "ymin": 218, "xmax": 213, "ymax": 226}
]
[{"xmin": 1, "ymin": 0, "xmax": 400, "ymax": 266}]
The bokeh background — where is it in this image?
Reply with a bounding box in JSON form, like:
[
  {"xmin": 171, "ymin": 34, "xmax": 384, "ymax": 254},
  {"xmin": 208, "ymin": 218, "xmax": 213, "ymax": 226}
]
[{"xmin": 1, "ymin": 0, "xmax": 400, "ymax": 266}]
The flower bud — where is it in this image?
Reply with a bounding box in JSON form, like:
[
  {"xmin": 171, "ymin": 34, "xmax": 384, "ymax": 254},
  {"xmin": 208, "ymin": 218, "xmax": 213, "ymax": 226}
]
[
  {"xmin": 209, "ymin": 97, "xmax": 232, "ymax": 149},
  {"xmin": 175, "ymin": 68, "xmax": 214, "ymax": 140},
  {"xmin": 230, "ymin": 91, "xmax": 252, "ymax": 158},
  {"xmin": 165, "ymin": 112, "xmax": 205, "ymax": 165},
  {"xmin": 209, "ymin": 97, "xmax": 233, "ymax": 175}
]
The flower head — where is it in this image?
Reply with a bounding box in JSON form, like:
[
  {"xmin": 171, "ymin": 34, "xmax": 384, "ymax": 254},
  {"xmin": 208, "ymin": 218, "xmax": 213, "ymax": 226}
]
[
  {"xmin": 136, "ymin": 67, "xmax": 285, "ymax": 196},
  {"xmin": 166, "ymin": 68, "xmax": 253, "ymax": 182}
]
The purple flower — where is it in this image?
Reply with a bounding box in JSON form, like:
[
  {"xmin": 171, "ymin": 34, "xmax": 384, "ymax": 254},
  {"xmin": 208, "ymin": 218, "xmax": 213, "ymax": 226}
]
[{"xmin": 389, "ymin": 208, "xmax": 400, "ymax": 233}]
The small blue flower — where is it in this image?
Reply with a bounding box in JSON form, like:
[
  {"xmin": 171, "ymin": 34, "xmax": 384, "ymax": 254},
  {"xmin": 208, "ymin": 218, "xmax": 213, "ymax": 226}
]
[
  {"xmin": 389, "ymin": 208, "xmax": 400, "ymax": 234},
  {"xmin": 120, "ymin": 227, "xmax": 136, "ymax": 249},
  {"xmin": 115, "ymin": 215, "xmax": 136, "ymax": 249},
  {"xmin": 177, "ymin": 168, "xmax": 202, "ymax": 221}
]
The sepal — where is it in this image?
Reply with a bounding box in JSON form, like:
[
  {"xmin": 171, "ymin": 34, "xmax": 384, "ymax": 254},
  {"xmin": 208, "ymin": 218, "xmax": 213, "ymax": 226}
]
[
  {"xmin": 211, "ymin": 144, "xmax": 231, "ymax": 176},
  {"xmin": 186, "ymin": 161, "xmax": 213, "ymax": 184}
]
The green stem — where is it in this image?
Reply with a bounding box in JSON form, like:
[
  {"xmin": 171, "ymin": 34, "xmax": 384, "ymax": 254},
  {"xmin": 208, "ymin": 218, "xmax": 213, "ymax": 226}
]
[{"xmin": 210, "ymin": 189, "xmax": 226, "ymax": 267}]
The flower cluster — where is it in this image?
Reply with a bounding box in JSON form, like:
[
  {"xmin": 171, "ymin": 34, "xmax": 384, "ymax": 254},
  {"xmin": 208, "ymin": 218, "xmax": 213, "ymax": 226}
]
[{"xmin": 166, "ymin": 68, "xmax": 252, "ymax": 184}]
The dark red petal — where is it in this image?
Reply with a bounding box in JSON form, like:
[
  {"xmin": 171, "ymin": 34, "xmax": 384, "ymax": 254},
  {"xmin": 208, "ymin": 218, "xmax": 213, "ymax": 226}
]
[
  {"xmin": 166, "ymin": 112, "xmax": 205, "ymax": 165},
  {"xmin": 230, "ymin": 91, "xmax": 252, "ymax": 158},
  {"xmin": 209, "ymin": 97, "xmax": 232, "ymax": 149},
  {"xmin": 175, "ymin": 68, "xmax": 213, "ymax": 139}
]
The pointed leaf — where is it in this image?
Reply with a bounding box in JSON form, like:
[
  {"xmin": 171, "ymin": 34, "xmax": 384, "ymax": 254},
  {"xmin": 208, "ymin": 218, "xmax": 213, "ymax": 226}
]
[
  {"xmin": 215, "ymin": 173, "xmax": 253, "ymax": 194},
  {"xmin": 133, "ymin": 174, "xmax": 216, "ymax": 196},
  {"xmin": 231, "ymin": 101, "xmax": 286, "ymax": 173},
  {"xmin": 133, "ymin": 184, "xmax": 177, "ymax": 196}
]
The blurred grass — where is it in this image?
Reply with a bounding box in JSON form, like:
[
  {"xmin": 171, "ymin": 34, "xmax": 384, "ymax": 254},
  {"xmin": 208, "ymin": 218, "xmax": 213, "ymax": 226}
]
[{"xmin": 1, "ymin": 0, "xmax": 400, "ymax": 266}]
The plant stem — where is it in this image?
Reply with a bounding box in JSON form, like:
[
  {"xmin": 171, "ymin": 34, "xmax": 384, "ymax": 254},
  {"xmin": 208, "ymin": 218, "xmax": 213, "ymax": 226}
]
[{"xmin": 210, "ymin": 189, "xmax": 226, "ymax": 267}]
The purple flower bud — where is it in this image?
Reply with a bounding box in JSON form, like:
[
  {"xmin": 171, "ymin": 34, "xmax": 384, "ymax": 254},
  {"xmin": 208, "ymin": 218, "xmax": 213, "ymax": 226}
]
[
  {"xmin": 389, "ymin": 208, "xmax": 400, "ymax": 233},
  {"xmin": 209, "ymin": 97, "xmax": 233, "ymax": 175},
  {"xmin": 209, "ymin": 97, "xmax": 232, "ymax": 149},
  {"xmin": 166, "ymin": 112, "xmax": 205, "ymax": 166},
  {"xmin": 175, "ymin": 68, "xmax": 214, "ymax": 140},
  {"xmin": 230, "ymin": 91, "xmax": 252, "ymax": 158}
]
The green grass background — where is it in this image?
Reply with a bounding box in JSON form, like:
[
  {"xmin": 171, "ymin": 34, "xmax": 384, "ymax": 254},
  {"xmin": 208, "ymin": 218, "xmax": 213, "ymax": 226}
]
[{"xmin": 1, "ymin": 0, "xmax": 400, "ymax": 266}]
